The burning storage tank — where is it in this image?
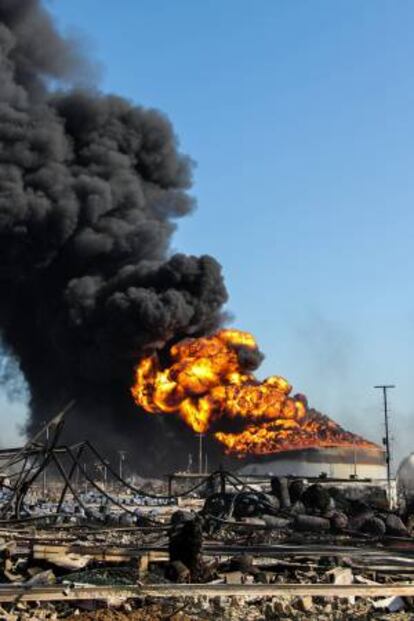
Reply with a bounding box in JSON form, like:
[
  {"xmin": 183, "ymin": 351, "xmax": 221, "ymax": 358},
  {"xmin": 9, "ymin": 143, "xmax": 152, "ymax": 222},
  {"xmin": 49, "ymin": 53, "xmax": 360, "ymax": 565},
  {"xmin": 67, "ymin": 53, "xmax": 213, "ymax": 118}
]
[
  {"xmin": 131, "ymin": 328, "xmax": 382, "ymax": 469},
  {"xmin": 235, "ymin": 445, "xmax": 387, "ymax": 479}
]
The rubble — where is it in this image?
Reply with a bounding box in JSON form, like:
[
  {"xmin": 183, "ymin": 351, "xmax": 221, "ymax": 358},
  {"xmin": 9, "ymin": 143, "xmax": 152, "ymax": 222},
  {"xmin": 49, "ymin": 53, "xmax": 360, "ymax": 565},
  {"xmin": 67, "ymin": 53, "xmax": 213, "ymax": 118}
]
[
  {"xmin": 0, "ymin": 420, "xmax": 412, "ymax": 620},
  {"xmin": 386, "ymin": 515, "xmax": 409, "ymax": 537}
]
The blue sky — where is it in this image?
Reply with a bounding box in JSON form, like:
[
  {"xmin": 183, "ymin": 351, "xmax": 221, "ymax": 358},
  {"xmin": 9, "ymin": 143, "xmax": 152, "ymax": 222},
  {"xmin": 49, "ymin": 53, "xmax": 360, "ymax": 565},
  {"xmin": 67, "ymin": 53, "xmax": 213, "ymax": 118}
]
[{"xmin": 4, "ymin": 0, "xmax": 414, "ymax": 468}]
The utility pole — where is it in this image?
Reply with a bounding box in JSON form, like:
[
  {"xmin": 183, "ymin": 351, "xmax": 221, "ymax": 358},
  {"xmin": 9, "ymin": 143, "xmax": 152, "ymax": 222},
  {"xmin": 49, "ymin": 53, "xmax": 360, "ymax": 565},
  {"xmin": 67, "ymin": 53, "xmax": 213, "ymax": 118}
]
[
  {"xmin": 42, "ymin": 423, "xmax": 50, "ymax": 497},
  {"xmin": 197, "ymin": 433, "xmax": 204, "ymax": 474},
  {"xmin": 75, "ymin": 463, "xmax": 80, "ymax": 490},
  {"xmin": 95, "ymin": 462, "xmax": 107, "ymax": 490},
  {"xmin": 118, "ymin": 450, "xmax": 127, "ymax": 480},
  {"xmin": 104, "ymin": 461, "xmax": 108, "ymax": 491},
  {"xmin": 352, "ymin": 438, "xmax": 357, "ymax": 478},
  {"xmin": 374, "ymin": 384, "xmax": 395, "ymax": 500}
]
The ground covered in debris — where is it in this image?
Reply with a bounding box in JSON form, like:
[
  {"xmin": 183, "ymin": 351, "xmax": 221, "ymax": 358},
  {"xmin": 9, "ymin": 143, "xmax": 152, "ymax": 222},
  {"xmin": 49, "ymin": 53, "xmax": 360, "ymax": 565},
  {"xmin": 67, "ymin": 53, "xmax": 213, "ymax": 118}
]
[
  {"xmin": 0, "ymin": 471, "xmax": 414, "ymax": 620},
  {"xmin": 5, "ymin": 597, "xmax": 414, "ymax": 621}
]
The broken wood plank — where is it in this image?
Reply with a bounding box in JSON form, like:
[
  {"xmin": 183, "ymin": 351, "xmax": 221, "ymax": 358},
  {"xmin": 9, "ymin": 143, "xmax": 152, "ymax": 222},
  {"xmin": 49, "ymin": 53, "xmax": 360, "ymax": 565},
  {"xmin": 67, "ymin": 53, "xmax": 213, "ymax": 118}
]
[
  {"xmin": 31, "ymin": 541, "xmax": 414, "ymax": 558},
  {"xmin": 0, "ymin": 582, "xmax": 414, "ymax": 602}
]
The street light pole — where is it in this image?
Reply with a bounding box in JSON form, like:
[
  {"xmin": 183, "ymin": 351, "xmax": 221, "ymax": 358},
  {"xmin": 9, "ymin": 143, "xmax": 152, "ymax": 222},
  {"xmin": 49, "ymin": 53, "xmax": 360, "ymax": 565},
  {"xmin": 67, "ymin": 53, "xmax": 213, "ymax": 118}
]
[{"xmin": 374, "ymin": 384, "xmax": 395, "ymax": 500}]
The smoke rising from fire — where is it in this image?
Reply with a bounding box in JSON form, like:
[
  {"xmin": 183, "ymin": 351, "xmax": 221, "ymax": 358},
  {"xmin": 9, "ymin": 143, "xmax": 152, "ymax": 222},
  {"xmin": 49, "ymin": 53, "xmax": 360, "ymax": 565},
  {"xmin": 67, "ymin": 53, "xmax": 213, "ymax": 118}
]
[{"xmin": 0, "ymin": 0, "xmax": 227, "ymax": 467}]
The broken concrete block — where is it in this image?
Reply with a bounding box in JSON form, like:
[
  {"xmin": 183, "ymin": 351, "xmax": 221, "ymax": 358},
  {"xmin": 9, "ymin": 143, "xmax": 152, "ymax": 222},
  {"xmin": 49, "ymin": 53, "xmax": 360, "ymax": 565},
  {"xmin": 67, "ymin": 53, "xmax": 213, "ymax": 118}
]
[
  {"xmin": 373, "ymin": 595, "xmax": 405, "ymax": 612},
  {"xmin": 360, "ymin": 516, "xmax": 386, "ymax": 537},
  {"xmin": 229, "ymin": 553, "xmax": 254, "ymax": 573},
  {"xmin": 295, "ymin": 595, "xmax": 313, "ymax": 612},
  {"xmin": 330, "ymin": 511, "xmax": 348, "ymax": 531},
  {"xmin": 165, "ymin": 560, "xmax": 190, "ymax": 583},
  {"xmin": 26, "ymin": 569, "xmax": 56, "ymax": 586},
  {"xmin": 224, "ymin": 571, "xmax": 243, "ymax": 584},
  {"xmin": 326, "ymin": 566, "xmax": 354, "ymax": 605},
  {"xmin": 326, "ymin": 566, "xmax": 353, "ymax": 585},
  {"xmin": 385, "ymin": 514, "xmax": 409, "ymax": 536}
]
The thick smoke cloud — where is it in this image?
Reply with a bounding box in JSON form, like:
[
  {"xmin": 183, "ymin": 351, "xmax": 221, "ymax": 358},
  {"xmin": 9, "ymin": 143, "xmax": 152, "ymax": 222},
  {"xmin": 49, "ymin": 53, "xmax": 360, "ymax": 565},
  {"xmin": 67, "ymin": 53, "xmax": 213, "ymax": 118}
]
[{"xmin": 0, "ymin": 0, "xmax": 227, "ymax": 471}]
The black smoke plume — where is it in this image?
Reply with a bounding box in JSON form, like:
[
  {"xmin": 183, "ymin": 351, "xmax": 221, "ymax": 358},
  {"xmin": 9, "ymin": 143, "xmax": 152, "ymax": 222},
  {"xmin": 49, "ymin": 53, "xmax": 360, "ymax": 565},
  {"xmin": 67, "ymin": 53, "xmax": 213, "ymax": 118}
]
[{"xmin": 0, "ymin": 0, "xmax": 227, "ymax": 471}]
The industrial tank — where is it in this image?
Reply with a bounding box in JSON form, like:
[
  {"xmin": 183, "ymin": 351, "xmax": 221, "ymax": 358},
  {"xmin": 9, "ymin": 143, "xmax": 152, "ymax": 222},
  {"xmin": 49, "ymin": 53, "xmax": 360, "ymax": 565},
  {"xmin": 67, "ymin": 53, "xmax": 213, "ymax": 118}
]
[
  {"xmin": 237, "ymin": 445, "xmax": 387, "ymax": 479},
  {"xmin": 397, "ymin": 453, "xmax": 414, "ymax": 499}
]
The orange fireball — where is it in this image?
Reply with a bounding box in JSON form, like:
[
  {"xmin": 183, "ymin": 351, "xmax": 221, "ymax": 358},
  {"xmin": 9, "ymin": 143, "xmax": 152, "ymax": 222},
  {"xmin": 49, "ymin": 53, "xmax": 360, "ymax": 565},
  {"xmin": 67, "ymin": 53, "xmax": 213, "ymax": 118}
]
[{"xmin": 131, "ymin": 329, "xmax": 377, "ymax": 455}]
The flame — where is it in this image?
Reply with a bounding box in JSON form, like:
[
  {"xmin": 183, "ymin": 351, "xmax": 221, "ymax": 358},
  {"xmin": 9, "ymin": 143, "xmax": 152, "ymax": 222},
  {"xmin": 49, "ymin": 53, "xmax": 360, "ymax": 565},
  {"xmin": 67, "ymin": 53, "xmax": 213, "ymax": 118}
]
[{"xmin": 131, "ymin": 329, "xmax": 377, "ymax": 455}]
